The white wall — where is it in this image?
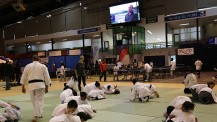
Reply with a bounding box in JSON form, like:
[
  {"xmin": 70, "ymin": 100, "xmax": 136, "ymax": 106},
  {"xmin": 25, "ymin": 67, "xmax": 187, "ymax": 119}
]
[
  {"xmin": 138, "ymin": 15, "xmax": 166, "ymax": 44},
  {"xmin": 103, "ymin": 29, "xmax": 113, "ymax": 49}
]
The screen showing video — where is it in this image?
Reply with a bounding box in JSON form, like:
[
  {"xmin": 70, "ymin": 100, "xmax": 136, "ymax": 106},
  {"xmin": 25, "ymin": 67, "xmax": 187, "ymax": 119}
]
[{"xmin": 109, "ymin": 1, "xmax": 140, "ymax": 24}]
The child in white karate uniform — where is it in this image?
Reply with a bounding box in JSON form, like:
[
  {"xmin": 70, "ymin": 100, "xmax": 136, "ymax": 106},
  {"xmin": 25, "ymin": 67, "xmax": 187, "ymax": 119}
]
[
  {"xmin": 143, "ymin": 83, "xmax": 159, "ymax": 98},
  {"xmin": 60, "ymin": 88, "xmax": 77, "ymax": 103},
  {"xmin": 52, "ymin": 100, "xmax": 78, "ymax": 117},
  {"xmin": 64, "ymin": 76, "xmax": 78, "ymax": 91},
  {"xmin": 164, "ymin": 96, "xmax": 192, "ymax": 120},
  {"xmin": 166, "ymin": 101, "xmax": 196, "ymax": 122},
  {"xmin": 73, "ymin": 105, "xmax": 96, "ymax": 118},
  {"xmin": 0, "ymin": 100, "xmax": 21, "ymax": 122},
  {"xmin": 198, "ymin": 81, "xmax": 216, "ymax": 104},
  {"xmin": 83, "ymin": 81, "xmax": 101, "ymax": 94},
  {"xmin": 130, "ymin": 79, "xmax": 150, "ymax": 102},
  {"xmin": 190, "ymin": 82, "xmax": 210, "ymax": 101},
  {"xmin": 64, "ymin": 92, "xmax": 89, "ymax": 105},
  {"xmin": 88, "ymin": 89, "xmax": 106, "ymax": 100},
  {"xmin": 102, "ymin": 84, "xmax": 120, "ymax": 94},
  {"xmin": 183, "ymin": 69, "xmax": 197, "ymax": 94},
  {"xmin": 49, "ymin": 114, "xmax": 81, "ymax": 122}
]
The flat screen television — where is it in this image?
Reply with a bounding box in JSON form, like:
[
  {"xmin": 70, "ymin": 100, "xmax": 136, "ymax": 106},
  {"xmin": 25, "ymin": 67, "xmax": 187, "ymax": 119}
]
[{"xmin": 109, "ymin": 0, "xmax": 141, "ymax": 25}]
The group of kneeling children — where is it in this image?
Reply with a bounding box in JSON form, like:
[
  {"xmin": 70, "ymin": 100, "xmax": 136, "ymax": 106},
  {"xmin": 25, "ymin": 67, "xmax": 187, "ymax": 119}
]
[{"xmin": 0, "ymin": 74, "xmax": 216, "ymax": 122}]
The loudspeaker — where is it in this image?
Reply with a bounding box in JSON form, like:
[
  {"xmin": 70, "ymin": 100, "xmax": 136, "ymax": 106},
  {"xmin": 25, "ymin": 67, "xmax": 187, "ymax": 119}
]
[{"xmin": 12, "ymin": 3, "xmax": 26, "ymax": 12}]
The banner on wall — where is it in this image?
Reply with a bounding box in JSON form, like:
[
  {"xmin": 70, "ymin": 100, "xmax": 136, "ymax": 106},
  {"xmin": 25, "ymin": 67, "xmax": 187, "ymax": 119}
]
[
  {"xmin": 178, "ymin": 48, "xmax": 194, "ymax": 55},
  {"xmin": 93, "ymin": 46, "xmax": 99, "ymax": 62},
  {"xmin": 119, "ymin": 48, "xmax": 128, "ymax": 61},
  {"xmin": 69, "ymin": 49, "xmax": 81, "ymax": 55},
  {"xmin": 49, "ymin": 51, "xmax": 61, "ymax": 56}
]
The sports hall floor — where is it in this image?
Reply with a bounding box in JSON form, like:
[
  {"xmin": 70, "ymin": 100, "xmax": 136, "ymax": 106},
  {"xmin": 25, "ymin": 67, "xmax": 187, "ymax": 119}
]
[{"xmin": 0, "ymin": 72, "xmax": 217, "ymax": 122}]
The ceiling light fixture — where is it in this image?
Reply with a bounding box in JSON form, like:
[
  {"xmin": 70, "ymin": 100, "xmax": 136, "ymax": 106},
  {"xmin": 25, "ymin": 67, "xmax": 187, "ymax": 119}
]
[
  {"xmin": 17, "ymin": 21, "xmax": 22, "ymax": 24},
  {"xmin": 93, "ymin": 35, "xmax": 100, "ymax": 37},
  {"xmin": 46, "ymin": 14, "xmax": 51, "ymax": 18},
  {"xmin": 179, "ymin": 23, "xmax": 189, "ymax": 26},
  {"xmin": 156, "ymin": 37, "xmax": 162, "ymax": 41},
  {"xmin": 147, "ymin": 30, "xmax": 152, "ymax": 34}
]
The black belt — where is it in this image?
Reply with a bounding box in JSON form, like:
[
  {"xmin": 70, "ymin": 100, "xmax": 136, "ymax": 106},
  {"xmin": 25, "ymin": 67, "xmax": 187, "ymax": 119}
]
[{"xmin": 29, "ymin": 80, "xmax": 44, "ymax": 83}]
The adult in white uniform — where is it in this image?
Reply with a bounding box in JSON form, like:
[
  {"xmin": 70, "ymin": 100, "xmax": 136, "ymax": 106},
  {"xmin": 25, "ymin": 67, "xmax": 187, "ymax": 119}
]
[
  {"xmin": 183, "ymin": 69, "xmax": 197, "ymax": 94},
  {"xmin": 52, "ymin": 100, "xmax": 78, "ymax": 117},
  {"xmin": 131, "ymin": 79, "xmax": 150, "ymax": 102},
  {"xmin": 194, "ymin": 59, "xmax": 203, "ymax": 78},
  {"xmin": 0, "ymin": 100, "xmax": 21, "ymax": 121},
  {"xmin": 166, "ymin": 101, "xmax": 196, "ymax": 122},
  {"xmin": 60, "ymin": 62, "xmax": 66, "ymax": 82},
  {"xmin": 143, "ymin": 62, "xmax": 152, "ymax": 82},
  {"xmin": 20, "ymin": 55, "xmax": 51, "ymax": 122},
  {"xmin": 170, "ymin": 58, "xmax": 176, "ymax": 78},
  {"xmin": 83, "ymin": 81, "xmax": 100, "ymax": 94},
  {"xmin": 49, "ymin": 114, "xmax": 81, "ymax": 122},
  {"xmin": 88, "ymin": 89, "xmax": 106, "ymax": 100},
  {"xmin": 64, "ymin": 92, "xmax": 89, "ymax": 105},
  {"xmin": 198, "ymin": 81, "xmax": 216, "ymax": 104}
]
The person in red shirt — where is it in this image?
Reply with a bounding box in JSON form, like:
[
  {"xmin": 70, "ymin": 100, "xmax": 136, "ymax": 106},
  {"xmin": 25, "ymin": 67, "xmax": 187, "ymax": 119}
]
[{"xmin": 100, "ymin": 59, "xmax": 107, "ymax": 82}]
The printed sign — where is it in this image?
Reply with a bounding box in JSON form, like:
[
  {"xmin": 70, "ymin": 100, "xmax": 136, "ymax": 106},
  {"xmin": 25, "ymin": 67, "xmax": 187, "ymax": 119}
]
[
  {"xmin": 165, "ymin": 11, "xmax": 206, "ymax": 22},
  {"xmin": 146, "ymin": 16, "xmax": 158, "ymax": 24},
  {"xmin": 77, "ymin": 27, "xmax": 101, "ymax": 34},
  {"xmin": 69, "ymin": 49, "xmax": 81, "ymax": 55},
  {"xmin": 49, "ymin": 51, "xmax": 61, "ymax": 56},
  {"xmin": 178, "ymin": 48, "xmax": 194, "ymax": 55}
]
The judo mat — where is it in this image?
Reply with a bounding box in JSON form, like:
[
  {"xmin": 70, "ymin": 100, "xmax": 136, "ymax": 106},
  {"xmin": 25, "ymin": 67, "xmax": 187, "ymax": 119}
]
[{"xmin": 0, "ymin": 83, "xmax": 217, "ymax": 122}]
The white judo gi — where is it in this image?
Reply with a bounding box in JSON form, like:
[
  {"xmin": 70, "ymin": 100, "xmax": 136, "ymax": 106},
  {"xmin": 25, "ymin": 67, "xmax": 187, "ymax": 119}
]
[
  {"xmin": 191, "ymin": 84, "xmax": 207, "ymax": 94},
  {"xmin": 49, "ymin": 114, "xmax": 81, "ymax": 122},
  {"xmin": 64, "ymin": 96, "xmax": 89, "ymax": 105},
  {"xmin": 20, "ymin": 61, "xmax": 52, "ymax": 118},
  {"xmin": 52, "ymin": 103, "xmax": 68, "ymax": 117},
  {"xmin": 60, "ymin": 89, "xmax": 73, "ymax": 103},
  {"xmin": 73, "ymin": 105, "xmax": 95, "ymax": 117},
  {"xmin": 131, "ymin": 82, "xmax": 151, "ymax": 101},
  {"xmin": 102, "ymin": 84, "xmax": 115, "ymax": 94},
  {"xmin": 166, "ymin": 109, "xmax": 196, "ymax": 122},
  {"xmin": 0, "ymin": 100, "xmax": 21, "ymax": 121},
  {"xmin": 170, "ymin": 96, "xmax": 192, "ymax": 109},
  {"xmin": 65, "ymin": 77, "xmax": 78, "ymax": 91},
  {"xmin": 83, "ymin": 82, "xmax": 98, "ymax": 94},
  {"xmin": 143, "ymin": 84, "xmax": 157, "ymax": 98},
  {"xmin": 88, "ymin": 89, "xmax": 106, "ymax": 100},
  {"xmin": 199, "ymin": 87, "xmax": 217, "ymax": 103},
  {"xmin": 184, "ymin": 73, "xmax": 197, "ymax": 89}
]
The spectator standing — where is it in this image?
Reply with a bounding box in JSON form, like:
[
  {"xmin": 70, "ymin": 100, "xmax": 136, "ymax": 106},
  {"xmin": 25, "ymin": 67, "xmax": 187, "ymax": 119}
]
[
  {"xmin": 75, "ymin": 55, "xmax": 86, "ymax": 92},
  {"xmin": 99, "ymin": 59, "xmax": 107, "ymax": 82},
  {"xmin": 194, "ymin": 59, "xmax": 203, "ymax": 78},
  {"xmin": 2, "ymin": 60, "xmax": 15, "ymax": 90},
  {"xmin": 170, "ymin": 58, "xmax": 176, "ymax": 78}
]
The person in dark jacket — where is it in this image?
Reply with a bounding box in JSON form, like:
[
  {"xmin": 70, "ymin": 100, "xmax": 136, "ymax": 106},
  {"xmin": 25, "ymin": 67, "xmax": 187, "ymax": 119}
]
[{"xmin": 2, "ymin": 60, "xmax": 15, "ymax": 90}]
